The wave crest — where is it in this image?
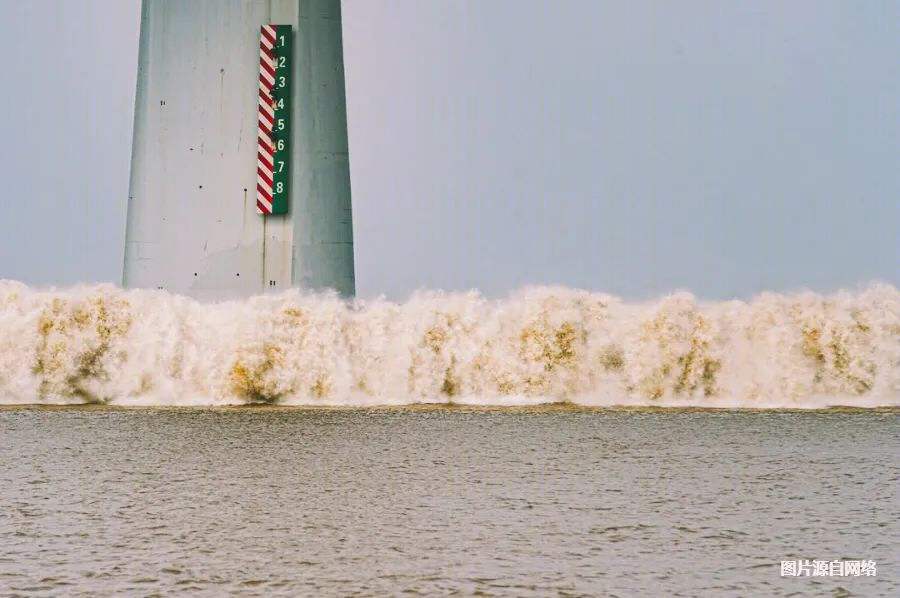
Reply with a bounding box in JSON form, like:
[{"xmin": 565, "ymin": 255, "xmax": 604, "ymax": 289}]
[{"xmin": 2, "ymin": 281, "xmax": 899, "ymax": 407}]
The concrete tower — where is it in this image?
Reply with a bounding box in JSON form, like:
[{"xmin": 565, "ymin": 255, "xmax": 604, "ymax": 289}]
[{"xmin": 123, "ymin": 0, "xmax": 355, "ymax": 299}]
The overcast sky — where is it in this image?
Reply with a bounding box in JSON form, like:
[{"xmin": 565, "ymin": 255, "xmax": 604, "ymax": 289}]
[{"xmin": 1, "ymin": 1, "xmax": 898, "ymax": 300}]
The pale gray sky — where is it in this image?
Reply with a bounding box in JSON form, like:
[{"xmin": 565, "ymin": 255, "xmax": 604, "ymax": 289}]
[{"xmin": 1, "ymin": 1, "xmax": 898, "ymax": 299}]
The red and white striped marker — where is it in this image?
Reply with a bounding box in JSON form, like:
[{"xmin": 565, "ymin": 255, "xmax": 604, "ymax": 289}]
[{"xmin": 256, "ymin": 25, "xmax": 277, "ymax": 214}]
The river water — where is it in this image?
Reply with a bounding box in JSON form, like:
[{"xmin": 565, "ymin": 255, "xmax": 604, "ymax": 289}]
[{"xmin": 1, "ymin": 406, "xmax": 897, "ymax": 597}]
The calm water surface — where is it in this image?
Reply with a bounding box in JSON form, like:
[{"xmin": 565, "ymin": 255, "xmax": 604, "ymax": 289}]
[{"xmin": 1, "ymin": 406, "xmax": 898, "ymax": 597}]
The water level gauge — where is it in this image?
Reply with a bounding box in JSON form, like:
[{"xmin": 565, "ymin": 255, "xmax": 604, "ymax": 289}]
[{"xmin": 256, "ymin": 24, "xmax": 292, "ymax": 215}]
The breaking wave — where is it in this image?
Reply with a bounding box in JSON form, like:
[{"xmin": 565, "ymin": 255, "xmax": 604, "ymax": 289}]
[{"xmin": 2, "ymin": 280, "xmax": 900, "ymax": 408}]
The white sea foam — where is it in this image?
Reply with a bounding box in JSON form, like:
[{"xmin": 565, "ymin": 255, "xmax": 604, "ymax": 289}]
[{"xmin": 1, "ymin": 280, "xmax": 899, "ymax": 407}]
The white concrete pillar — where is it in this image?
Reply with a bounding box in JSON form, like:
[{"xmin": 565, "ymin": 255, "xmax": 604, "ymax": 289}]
[{"xmin": 123, "ymin": 0, "xmax": 355, "ymax": 299}]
